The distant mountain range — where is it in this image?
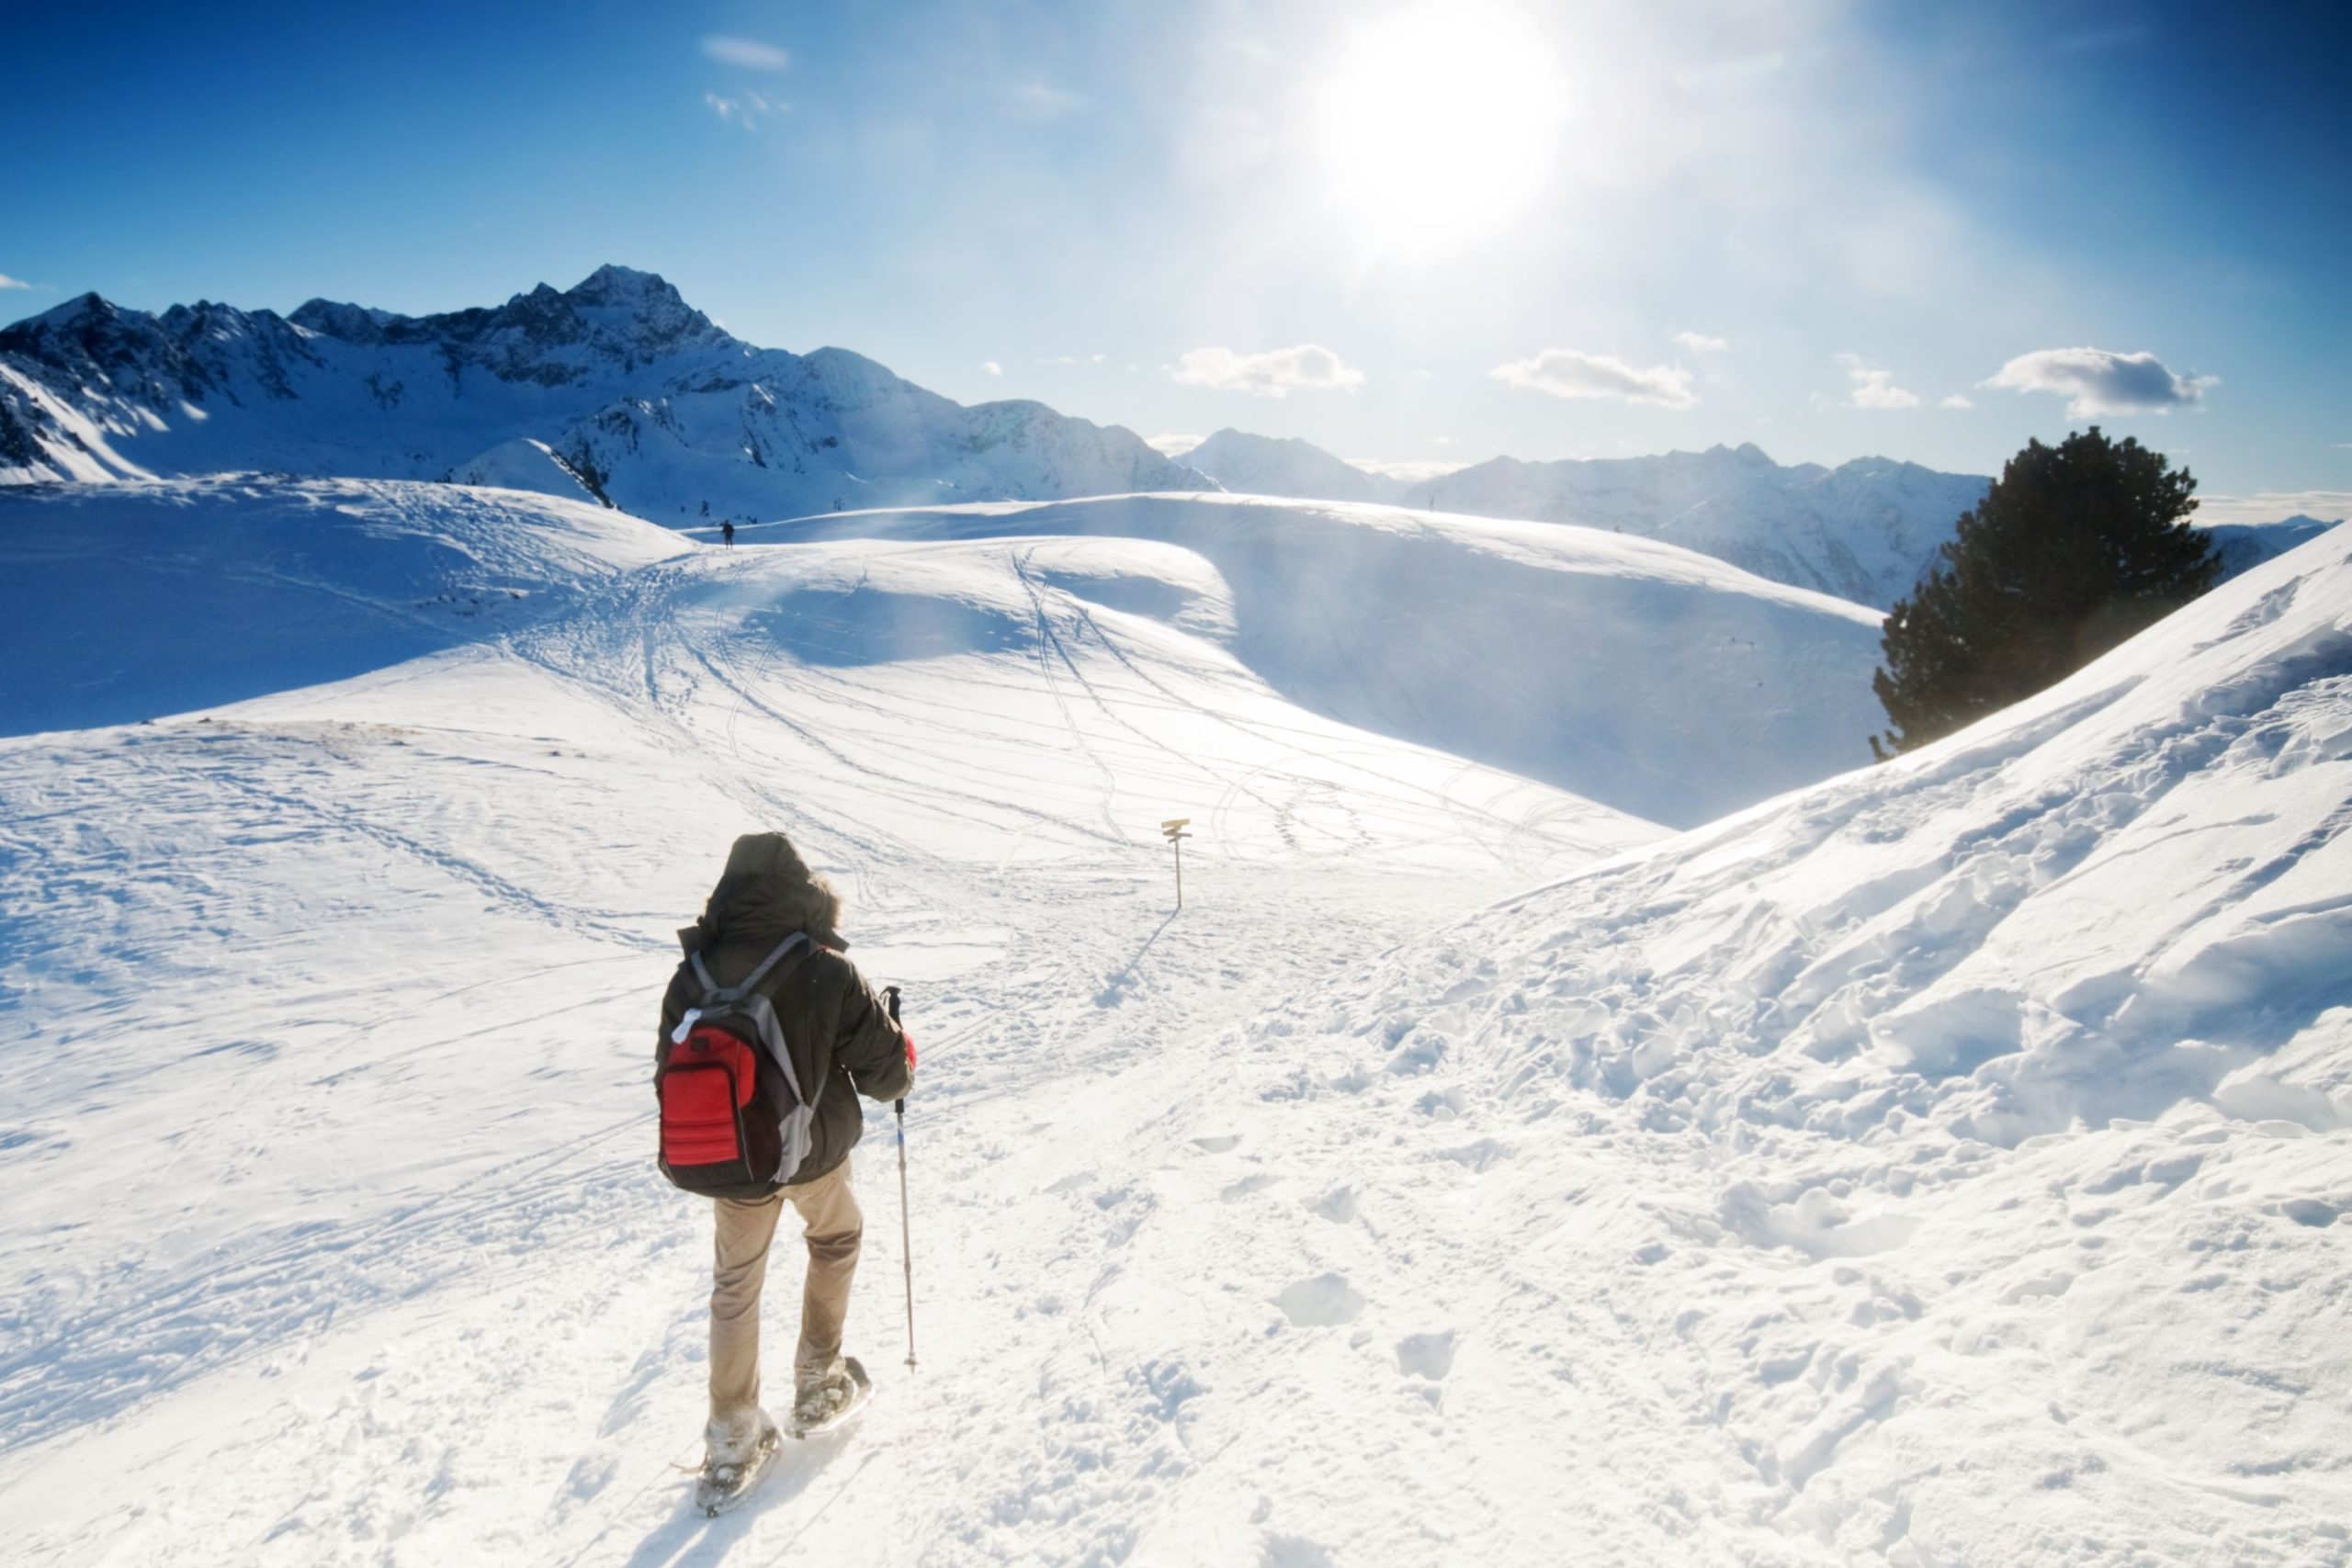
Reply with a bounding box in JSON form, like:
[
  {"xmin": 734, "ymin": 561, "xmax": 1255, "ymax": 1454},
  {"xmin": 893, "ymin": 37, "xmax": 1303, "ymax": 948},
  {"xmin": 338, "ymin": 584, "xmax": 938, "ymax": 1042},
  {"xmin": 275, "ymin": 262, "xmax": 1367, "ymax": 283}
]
[
  {"xmin": 1, "ymin": 267, "xmax": 2330, "ymax": 609},
  {"xmin": 1172, "ymin": 429, "xmax": 2336, "ymax": 609},
  {"xmin": 0, "ymin": 265, "xmax": 1207, "ymax": 522}
]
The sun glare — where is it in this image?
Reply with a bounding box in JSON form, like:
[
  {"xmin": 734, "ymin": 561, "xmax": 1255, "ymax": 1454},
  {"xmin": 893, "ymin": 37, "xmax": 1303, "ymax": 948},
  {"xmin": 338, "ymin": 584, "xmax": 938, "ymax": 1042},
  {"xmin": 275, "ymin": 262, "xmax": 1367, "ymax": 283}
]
[{"xmin": 1311, "ymin": 4, "xmax": 1566, "ymax": 257}]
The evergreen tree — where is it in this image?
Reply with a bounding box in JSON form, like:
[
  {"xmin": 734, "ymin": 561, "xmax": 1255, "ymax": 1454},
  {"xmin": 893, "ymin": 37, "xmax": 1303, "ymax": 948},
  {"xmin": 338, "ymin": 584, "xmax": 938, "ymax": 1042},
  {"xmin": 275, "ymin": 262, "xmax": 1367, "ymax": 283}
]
[{"xmin": 1871, "ymin": 426, "xmax": 2218, "ymax": 758}]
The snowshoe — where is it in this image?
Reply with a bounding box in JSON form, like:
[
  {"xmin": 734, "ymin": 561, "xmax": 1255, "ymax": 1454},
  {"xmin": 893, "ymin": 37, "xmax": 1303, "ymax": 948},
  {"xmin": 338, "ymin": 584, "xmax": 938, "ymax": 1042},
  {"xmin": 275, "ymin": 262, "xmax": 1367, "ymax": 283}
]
[
  {"xmin": 788, "ymin": 1356, "xmax": 872, "ymax": 1438},
  {"xmin": 694, "ymin": 1414, "xmax": 782, "ymax": 1517}
]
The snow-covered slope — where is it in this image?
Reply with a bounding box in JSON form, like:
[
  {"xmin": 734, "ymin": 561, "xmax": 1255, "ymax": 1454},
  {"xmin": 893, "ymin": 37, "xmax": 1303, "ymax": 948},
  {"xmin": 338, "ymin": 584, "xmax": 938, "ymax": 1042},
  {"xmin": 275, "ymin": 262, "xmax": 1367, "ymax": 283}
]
[
  {"xmin": 448, "ymin": 436, "xmax": 601, "ymax": 503},
  {"xmin": 0, "ymin": 266, "xmax": 1207, "ymax": 519},
  {"xmin": 1179, "ymin": 427, "xmax": 1402, "ymax": 503},
  {"xmin": 0, "ymin": 479, "xmax": 2344, "ymax": 1565},
  {"xmin": 753, "ymin": 491, "xmax": 1890, "ymax": 827},
  {"xmin": 0, "ymin": 484, "xmax": 1885, "ymax": 825},
  {"xmin": 0, "ymin": 478, "xmax": 680, "ymax": 736},
  {"xmin": 1146, "ymin": 522, "xmax": 2352, "ymax": 1562}
]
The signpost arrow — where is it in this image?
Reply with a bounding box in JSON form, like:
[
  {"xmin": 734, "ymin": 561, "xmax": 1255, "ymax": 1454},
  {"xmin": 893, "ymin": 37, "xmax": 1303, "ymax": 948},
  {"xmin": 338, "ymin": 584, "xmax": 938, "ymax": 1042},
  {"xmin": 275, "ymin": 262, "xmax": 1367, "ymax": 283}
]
[{"xmin": 1161, "ymin": 818, "xmax": 1191, "ymax": 909}]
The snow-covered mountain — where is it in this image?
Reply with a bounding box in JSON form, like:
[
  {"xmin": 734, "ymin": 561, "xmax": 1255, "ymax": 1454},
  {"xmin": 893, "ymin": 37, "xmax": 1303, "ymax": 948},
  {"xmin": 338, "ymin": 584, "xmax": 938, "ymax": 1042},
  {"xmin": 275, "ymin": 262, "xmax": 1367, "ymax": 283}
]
[
  {"xmin": 1, "ymin": 475, "xmax": 2344, "ymax": 1566},
  {"xmin": 0, "ymin": 265, "xmax": 1207, "ymax": 520},
  {"xmin": 1178, "ymin": 427, "xmax": 1403, "ymax": 504}
]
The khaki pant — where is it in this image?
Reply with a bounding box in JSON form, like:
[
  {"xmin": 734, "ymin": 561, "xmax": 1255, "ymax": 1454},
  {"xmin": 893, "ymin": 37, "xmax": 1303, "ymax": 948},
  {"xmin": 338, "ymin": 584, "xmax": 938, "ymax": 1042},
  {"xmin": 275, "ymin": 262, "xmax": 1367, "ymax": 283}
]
[{"xmin": 708, "ymin": 1158, "xmax": 862, "ymax": 1424}]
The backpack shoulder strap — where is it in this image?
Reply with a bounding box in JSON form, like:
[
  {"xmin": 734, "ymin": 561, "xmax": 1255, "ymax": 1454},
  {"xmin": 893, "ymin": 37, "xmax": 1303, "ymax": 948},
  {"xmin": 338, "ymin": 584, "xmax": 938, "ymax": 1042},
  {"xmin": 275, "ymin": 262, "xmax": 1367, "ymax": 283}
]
[{"xmin": 690, "ymin": 932, "xmax": 813, "ymax": 1006}]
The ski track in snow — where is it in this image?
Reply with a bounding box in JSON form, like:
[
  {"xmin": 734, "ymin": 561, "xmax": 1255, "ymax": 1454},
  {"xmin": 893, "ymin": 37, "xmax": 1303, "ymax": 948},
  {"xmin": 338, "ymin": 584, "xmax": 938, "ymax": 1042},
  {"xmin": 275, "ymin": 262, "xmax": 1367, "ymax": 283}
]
[{"xmin": 0, "ymin": 479, "xmax": 2346, "ymax": 1566}]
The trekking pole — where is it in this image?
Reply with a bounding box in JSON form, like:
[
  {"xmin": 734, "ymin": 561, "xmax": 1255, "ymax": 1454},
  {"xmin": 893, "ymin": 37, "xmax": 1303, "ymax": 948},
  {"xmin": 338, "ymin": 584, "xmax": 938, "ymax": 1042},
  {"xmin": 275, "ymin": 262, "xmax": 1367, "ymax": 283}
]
[{"xmin": 883, "ymin": 986, "xmax": 918, "ymax": 1371}]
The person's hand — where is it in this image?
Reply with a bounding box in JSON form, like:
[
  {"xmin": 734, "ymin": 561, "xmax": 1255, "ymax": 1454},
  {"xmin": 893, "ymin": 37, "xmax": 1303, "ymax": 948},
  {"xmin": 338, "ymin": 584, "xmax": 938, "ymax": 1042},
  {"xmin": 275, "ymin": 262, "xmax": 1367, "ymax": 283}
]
[{"xmin": 903, "ymin": 1031, "xmax": 917, "ymax": 1071}]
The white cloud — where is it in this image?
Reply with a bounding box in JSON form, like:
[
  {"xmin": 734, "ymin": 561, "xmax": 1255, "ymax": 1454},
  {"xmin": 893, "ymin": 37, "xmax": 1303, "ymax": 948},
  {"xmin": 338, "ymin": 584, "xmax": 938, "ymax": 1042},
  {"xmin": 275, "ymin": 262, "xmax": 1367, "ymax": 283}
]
[
  {"xmin": 1837, "ymin": 352, "xmax": 1919, "ymax": 410},
  {"xmin": 1489, "ymin": 349, "xmax": 1696, "ymax": 409},
  {"xmin": 0, "ymin": 273, "xmax": 31, "ymax": 290},
  {"xmin": 1349, "ymin": 457, "xmax": 1472, "ymax": 482},
  {"xmin": 2193, "ymin": 491, "xmax": 2352, "ymax": 525},
  {"xmin": 703, "ymin": 90, "xmax": 779, "ymax": 130},
  {"xmin": 1940, "ymin": 393, "xmax": 1973, "ymax": 410},
  {"xmin": 1671, "ymin": 330, "xmax": 1729, "ymax": 354},
  {"xmin": 982, "ymin": 361, "xmax": 1002, "ymax": 378},
  {"xmin": 1037, "ymin": 353, "xmax": 1108, "ymax": 367},
  {"xmin": 1982, "ymin": 346, "xmax": 2216, "ymax": 417},
  {"xmin": 1173, "ymin": 344, "xmax": 1365, "ymax": 398},
  {"xmin": 1146, "ymin": 433, "xmax": 1207, "ymax": 457},
  {"xmin": 701, "ymin": 35, "xmax": 789, "ymax": 71}
]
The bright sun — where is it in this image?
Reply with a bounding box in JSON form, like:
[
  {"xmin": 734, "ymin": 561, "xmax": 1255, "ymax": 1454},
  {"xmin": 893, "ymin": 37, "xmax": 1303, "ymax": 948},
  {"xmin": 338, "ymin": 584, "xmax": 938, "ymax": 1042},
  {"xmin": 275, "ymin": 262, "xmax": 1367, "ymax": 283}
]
[{"xmin": 1311, "ymin": 4, "xmax": 1566, "ymax": 256}]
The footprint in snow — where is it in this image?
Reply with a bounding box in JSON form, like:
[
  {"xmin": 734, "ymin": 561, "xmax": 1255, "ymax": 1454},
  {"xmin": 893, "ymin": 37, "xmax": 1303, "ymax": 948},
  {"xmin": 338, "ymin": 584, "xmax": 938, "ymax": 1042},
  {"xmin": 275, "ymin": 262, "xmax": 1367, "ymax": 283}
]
[
  {"xmin": 1222, "ymin": 1173, "xmax": 1282, "ymax": 1201},
  {"xmin": 1191, "ymin": 1134, "xmax": 1242, "ymax": 1153},
  {"xmin": 1308, "ymin": 1186, "xmax": 1358, "ymax": 1224},
  {"xmin": 1396, "ymin": 1330, "xmax": 1457, "ymax": 1381},
  {"xmin": 1276, "ymin": 1274, "xmax": 1365, "ymax": 1327}
]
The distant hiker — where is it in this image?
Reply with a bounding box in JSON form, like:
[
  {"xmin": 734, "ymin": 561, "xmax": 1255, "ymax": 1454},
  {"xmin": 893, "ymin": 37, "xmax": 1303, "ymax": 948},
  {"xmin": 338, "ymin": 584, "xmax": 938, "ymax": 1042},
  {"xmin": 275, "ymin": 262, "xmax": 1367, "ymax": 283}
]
[
  {"xmin": 721, "ymin": 520, "xmax": 736, "ymax": 547},
  {"xmin": 654, "ymin": 831, "xmax": 915, "ymax": 1510}
]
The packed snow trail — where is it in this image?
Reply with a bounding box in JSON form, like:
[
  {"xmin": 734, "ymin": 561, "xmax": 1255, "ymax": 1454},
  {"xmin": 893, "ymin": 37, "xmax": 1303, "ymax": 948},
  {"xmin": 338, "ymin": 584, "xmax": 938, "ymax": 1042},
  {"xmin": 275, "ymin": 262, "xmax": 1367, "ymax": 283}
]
[{"xmin": 1, "ymin": 479, "xmax": 2345, "ymax": 1565}]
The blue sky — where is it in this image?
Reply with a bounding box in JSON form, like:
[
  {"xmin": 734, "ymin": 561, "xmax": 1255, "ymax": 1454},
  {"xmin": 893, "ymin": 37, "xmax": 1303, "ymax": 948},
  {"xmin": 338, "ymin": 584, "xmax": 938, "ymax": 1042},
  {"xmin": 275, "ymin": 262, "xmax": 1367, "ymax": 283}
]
[{"xmin": 3, "ymin": 0, "xmax": 2346, "ymax": 512}]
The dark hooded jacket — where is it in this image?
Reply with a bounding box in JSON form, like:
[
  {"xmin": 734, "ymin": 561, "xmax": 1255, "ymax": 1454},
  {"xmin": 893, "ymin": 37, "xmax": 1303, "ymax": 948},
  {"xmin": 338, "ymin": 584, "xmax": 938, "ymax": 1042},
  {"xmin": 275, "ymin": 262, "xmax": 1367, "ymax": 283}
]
[{"xmin": 658, "ymin": 832, "xmax": 911, "ymax": 1188}]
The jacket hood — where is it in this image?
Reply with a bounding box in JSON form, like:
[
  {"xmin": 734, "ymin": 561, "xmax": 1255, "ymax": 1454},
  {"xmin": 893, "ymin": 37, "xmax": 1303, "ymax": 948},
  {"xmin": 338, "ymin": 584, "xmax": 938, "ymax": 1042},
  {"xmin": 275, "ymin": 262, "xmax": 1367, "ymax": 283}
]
[{"xmin": 677, "ymin": 831, "xmax": 846, "ymax": 953}]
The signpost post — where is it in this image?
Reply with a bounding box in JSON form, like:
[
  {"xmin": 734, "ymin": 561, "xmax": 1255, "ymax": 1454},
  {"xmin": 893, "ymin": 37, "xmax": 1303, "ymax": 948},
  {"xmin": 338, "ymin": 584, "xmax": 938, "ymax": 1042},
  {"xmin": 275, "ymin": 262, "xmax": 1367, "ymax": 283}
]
[{"xmin": 1161, "ymin": 818, "xmax": 1191, "ymax": 909}]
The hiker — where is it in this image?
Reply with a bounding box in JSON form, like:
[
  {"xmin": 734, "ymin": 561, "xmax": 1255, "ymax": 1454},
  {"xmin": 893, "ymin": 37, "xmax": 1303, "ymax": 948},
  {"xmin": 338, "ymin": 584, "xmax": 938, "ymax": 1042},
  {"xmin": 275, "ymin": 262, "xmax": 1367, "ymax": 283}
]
[
  {"xmin": 658, "ymin": 831, "xmax": 914, "ymax": 1495},
  {"xmin": 721, "ymin": 520, "xmax": 736, "ymax": 547}
]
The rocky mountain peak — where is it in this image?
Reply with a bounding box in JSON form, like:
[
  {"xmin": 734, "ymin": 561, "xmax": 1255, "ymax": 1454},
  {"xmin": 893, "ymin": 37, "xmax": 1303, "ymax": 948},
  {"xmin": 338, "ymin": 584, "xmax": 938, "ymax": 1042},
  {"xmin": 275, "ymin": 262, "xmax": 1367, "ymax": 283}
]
[
  {"xmin": 566, "ymin": 264, "xmax": 682, "ymax": 308},
  {"xmin": 288, "ymin": 298, "xmax": 396, "ymax": 343}
]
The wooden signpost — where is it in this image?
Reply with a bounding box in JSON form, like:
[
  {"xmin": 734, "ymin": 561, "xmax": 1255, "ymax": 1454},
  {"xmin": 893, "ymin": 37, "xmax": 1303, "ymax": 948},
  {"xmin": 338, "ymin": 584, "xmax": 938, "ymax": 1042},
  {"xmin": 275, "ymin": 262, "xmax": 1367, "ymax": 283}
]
[{"xmin": 1161, "ymin": 818, "xmax": 1191, "ymax": 908}]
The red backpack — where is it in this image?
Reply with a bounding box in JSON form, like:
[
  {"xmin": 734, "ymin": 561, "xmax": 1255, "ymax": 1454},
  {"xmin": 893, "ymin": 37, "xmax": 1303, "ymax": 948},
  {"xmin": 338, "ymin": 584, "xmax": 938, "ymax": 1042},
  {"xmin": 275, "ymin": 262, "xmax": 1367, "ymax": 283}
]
[{"xmin": 656, "ymin": 933, "xmax": 821, "ymax": 1199}]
